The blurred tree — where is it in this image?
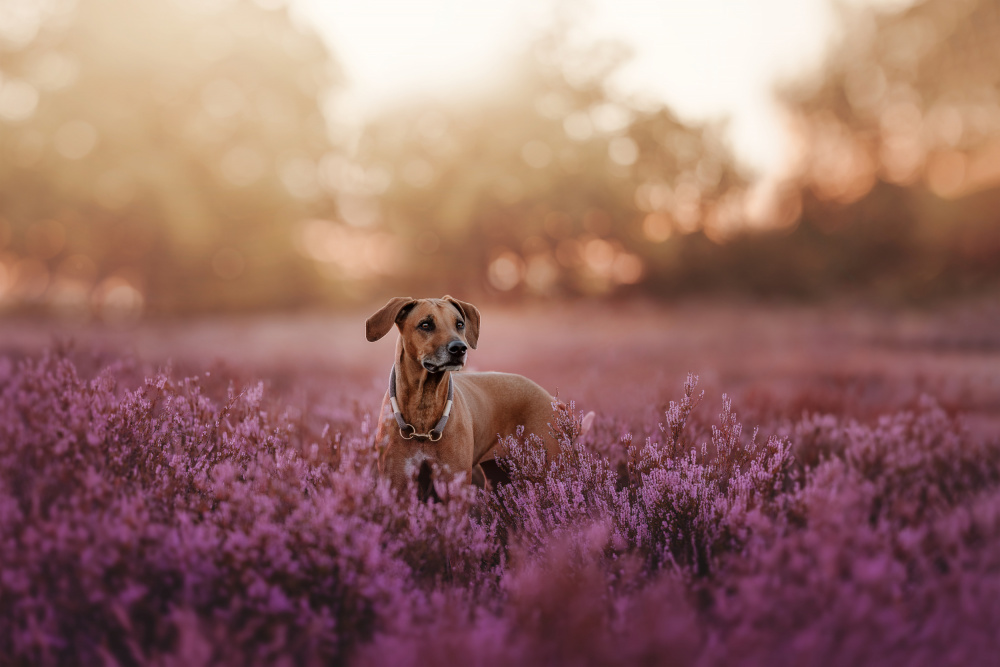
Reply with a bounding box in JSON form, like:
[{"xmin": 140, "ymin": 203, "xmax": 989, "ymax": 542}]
[
  {"xmin": 319, "ymin": 22, "xmax": 746, "ymax": 299},
  {"xmin": 761, "ymin": 0, "xmax": 1000, "ymax": 298},
  {"xmin": 783, "ymin": 0, "xmax": 1000, "ymax": 201},
  {"xmin": 0, "ymin": 0, "xmax": 339, "ymax": 315}
]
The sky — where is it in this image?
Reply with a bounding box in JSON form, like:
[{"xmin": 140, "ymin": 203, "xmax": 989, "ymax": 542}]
[{"xmin": 290, "ymin": 0, "xmax": 907, "ymax": 181}]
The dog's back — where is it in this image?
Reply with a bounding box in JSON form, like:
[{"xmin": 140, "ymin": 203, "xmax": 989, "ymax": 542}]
[{"xmin": 452, "ymin": 372, "xmax": 559, "ymax": 463}]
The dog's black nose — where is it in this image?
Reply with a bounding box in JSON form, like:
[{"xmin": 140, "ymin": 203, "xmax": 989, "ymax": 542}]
[{"xmin": 447, "ymin": 340, "xmax": 467, "ymax": 356}]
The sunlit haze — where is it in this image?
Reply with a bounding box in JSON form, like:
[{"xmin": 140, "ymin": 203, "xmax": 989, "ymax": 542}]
[
  {"xmin": 1, "ymin": 0, "xmax": 994, "ymax": 313},
  {"xmin": 293, "ymin": 0, "xmax": 843, "ymax": 178}
]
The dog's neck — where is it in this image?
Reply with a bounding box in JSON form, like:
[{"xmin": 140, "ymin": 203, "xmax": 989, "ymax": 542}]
[{"xmin": 394, "ymin": 341, "xmax": 451, "ymax": 433}]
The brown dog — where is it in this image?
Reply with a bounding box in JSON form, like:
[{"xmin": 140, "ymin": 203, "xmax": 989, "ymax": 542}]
[{"xmin": 366, "ymin": 295, "xmax": 564, "ymax": 494}]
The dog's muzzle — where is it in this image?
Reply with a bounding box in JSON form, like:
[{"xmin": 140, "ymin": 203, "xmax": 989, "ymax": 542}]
[
  {"xmin": 422, "ymin": 340, "xmax": 467, "ymax": 373},
  {"xmin": 422, "ymin": 360, "xmax": 465, "ymax": 373}
]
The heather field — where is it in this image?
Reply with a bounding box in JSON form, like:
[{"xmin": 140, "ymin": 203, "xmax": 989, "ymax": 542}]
[
  {"xmin": 2, "ymin": 299, "xmax": 1000, "ymax": 665},
  {"xmin": 6, "ymin": 0, "xmax": 1000, "ymax": 664}
]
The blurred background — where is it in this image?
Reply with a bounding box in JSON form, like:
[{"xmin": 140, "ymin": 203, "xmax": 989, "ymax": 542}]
[{"xmin": 1, "ymin": 0, "xmax": 999, "ymax": 319}]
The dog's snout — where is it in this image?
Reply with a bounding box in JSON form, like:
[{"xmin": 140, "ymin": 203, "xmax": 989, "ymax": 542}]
[{"xmin": 447, "ymin": 340, "xmax": 467, "ymax": 356}]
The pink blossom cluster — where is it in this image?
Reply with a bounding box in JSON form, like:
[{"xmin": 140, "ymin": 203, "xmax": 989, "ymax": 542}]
[{"xmin": 2, "ymin": 353, "xmax": 999, "ymax": 665}]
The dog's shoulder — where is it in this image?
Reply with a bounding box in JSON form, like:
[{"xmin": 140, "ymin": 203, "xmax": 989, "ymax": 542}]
[
  {"xmin": 454, "ymin": 371, "xmax": 552, "ymax": 402},
  {"xmin": 456, "ymin": 370, "xmax": 538, "ymax": 384}
]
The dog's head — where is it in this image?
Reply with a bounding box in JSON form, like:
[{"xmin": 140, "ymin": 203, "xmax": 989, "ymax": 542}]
[{"xmin": 366, "ymin": 295, "xmax": 480, "ymax": 372}]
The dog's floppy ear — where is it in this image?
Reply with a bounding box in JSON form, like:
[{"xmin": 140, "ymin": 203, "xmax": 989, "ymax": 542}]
[
  {"xmin": 443, "ymin": 295, "xmax": 480, "ymax": 349},
  {"xmin": 366, "ymin": 297, "xmax": 417, "ymax": 342}
]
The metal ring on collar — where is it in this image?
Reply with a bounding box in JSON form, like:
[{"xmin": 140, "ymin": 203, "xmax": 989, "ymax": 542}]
[
  {"xmin": 399, "ymin": 428, "xmax": 443, "ymax": 442},
  {"xmin": 388, "ymin": 365, "xmax": 454, "ymax": 442}
]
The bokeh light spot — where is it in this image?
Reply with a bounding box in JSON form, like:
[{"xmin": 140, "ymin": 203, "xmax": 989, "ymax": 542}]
[
  {"xmin": 54, "ymin": 120, "xmax": 98, "ymax": 160},
  {"xmin": 612, "ymin": 253, "xmax": 643, "ymax": 284},
  {"xmin": 521, "ymin": 140, "xmax": 553, "ymax": 169},
  {"xmin": 535, "ymin": 91, "xmax": 571, "ymax": 119},
  {"xmin": 9, "ymin": 257, "xmax": 49, "ymax": 301},
  {"xmin": 280, "ymin": 156, "xmax": 320, "ymax": 199},
  {"xmin": 93, "ymin": 276, "xmax": 144, "ymax": 324},
  {"xmin": 402, "ymin": 159, "xmax": 435, "ymax": 188},
  {"xmin": 555, "ymin": 238, "xmax": 582, "ymax": 268},
  {"xmin": 608, "ymin": 136, "xmax": 639, "ymax": 166},
  {"xmin": 590, "ymin": 103, "xmax": 631, "ymax": 134},
  {"xmin": 583, "ymin": 238, "xmax": 615, "ymax": 274},
  {"xmin": 524, "ymin": 254, "xmax": 559, "ymax": 293},
  {"xmin": 488, "ymin": 251, "xmax": 523, "ymax": 291},
  {"xmin": 643, "ymin": 212, "xmax": 673, "ymax": 242},
  {"xmin": 673, "ymin": 182, "xmax": 702, "ymax": 232},
  {"xmin": 337, "ymin": 195, "xmax": 380, "ymax": 227},
  {"xmin": 563, "ymin": 112, "xmax": 593, "ymax": 142},
  {"xmin": 634, "ymin": 180, "xmax": 673, "ymax": 212},
  {"xmin": 28, "ymin": 51, "xmax": 79, "ymax": 91},
  {"xmin": 0, "ymin": 80, "xmax": 39, "ymax": 122}
]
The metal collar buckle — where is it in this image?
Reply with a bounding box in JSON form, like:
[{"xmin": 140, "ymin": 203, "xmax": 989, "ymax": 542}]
[
  {"xmin": 389, "ymin": 365, "xmax": 453, "ymax": 442},
  {"xmin": 399, "ymin": 426, "xmax": 443, "ymax": 442}
]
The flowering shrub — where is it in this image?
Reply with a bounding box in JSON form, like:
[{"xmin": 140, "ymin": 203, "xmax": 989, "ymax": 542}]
[
  {"xmin": 0, "ymin": 352, "xmax": 496, "ymax": 665},
  {"xmin": 709, "ymin": 401, "xmax": 1000, "ymax": 665},
  {"xmin": 487, "ymin": 375, "xmax": 795, "ymax": 576},
  {"xmin": 2, "ymin": 351, "xmax": 999, "ymax": 665}
]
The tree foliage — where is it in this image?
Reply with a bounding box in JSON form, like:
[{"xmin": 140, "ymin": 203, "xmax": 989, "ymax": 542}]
[
  {"xmin": 698, "ymin": 0, "xmax": 1000, "ymax": 300},
  {"xmin": 307, "ymin": 25, "xmax": 747, "ymax": 299},
  {"xmin": 0, "ymin": 0, "xmax": 338, "ymax": 314}
]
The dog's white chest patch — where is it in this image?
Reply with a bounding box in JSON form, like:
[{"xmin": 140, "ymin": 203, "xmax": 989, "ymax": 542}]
[{"xmin": 402, "ymin": 451, "xmax": 431, "ymax": 478}]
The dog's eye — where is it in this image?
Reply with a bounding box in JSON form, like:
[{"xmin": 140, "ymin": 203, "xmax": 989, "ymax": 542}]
[
  {"xmin": 456, "ymin": 321, "xmax": 465, "ymax": 329},
  {"xmin": 419, "ymin": 321, "xmax": 433, "ymax": 331}
]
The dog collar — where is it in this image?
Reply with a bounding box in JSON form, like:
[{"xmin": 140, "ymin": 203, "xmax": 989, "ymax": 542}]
[{"xmin": 388, "ymin": 365, "xmax": 454, "ymax": 441}]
